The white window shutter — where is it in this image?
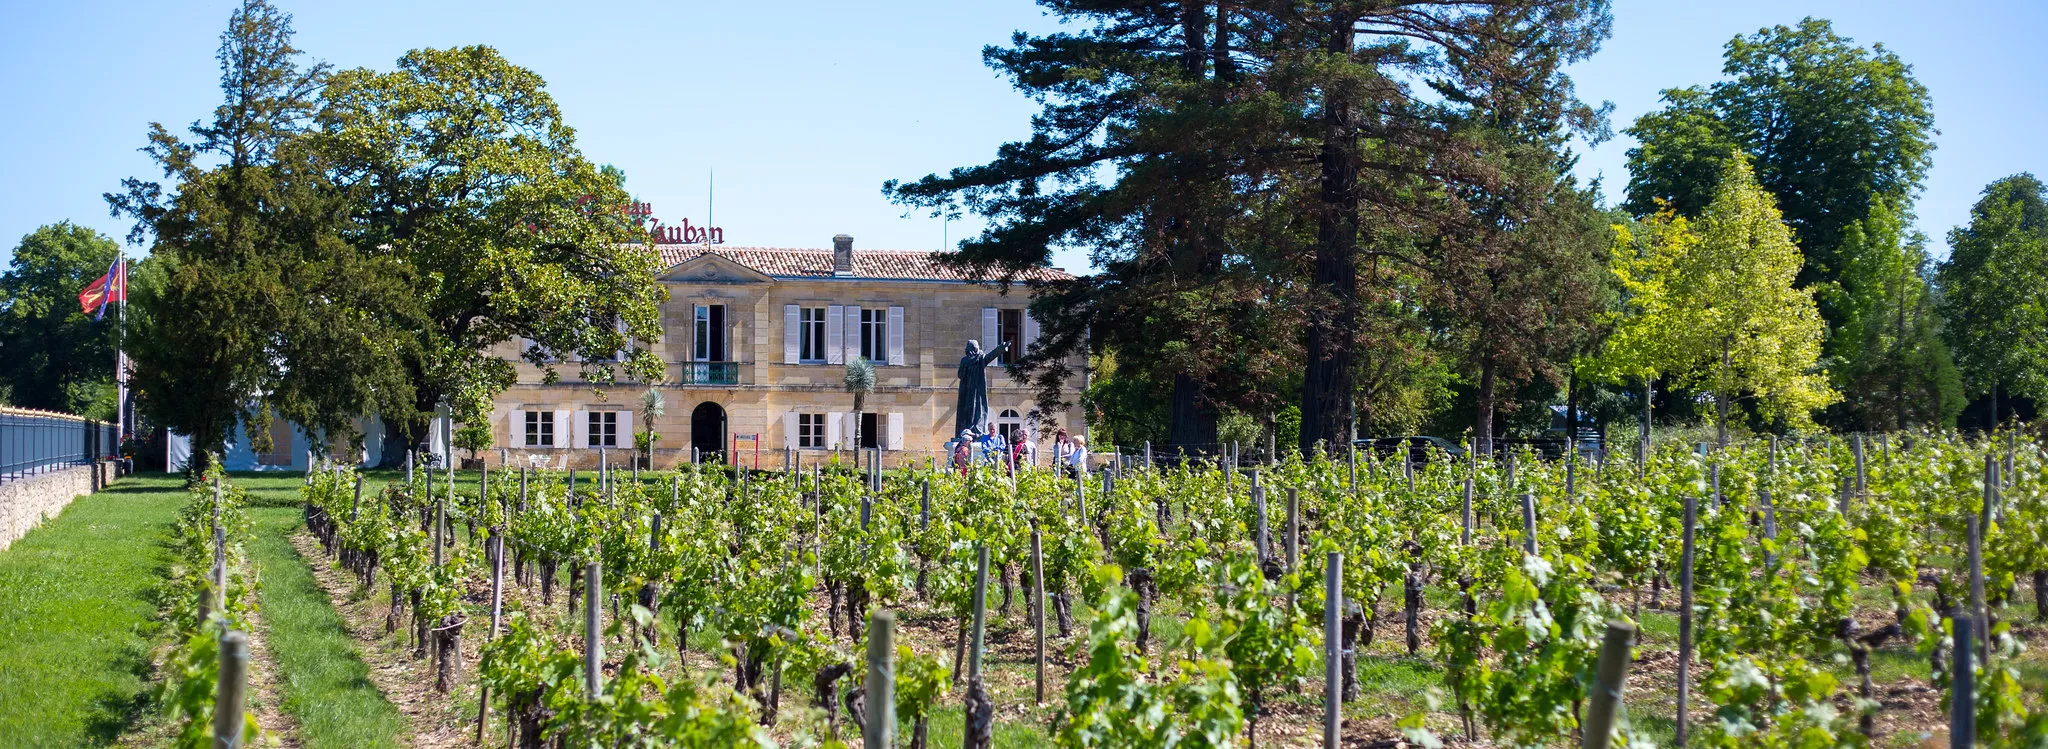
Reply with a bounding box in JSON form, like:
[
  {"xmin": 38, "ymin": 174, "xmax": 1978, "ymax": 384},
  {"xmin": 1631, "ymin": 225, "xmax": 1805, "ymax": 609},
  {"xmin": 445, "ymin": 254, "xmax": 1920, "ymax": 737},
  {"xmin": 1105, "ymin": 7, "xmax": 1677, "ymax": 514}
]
[
  {"xmin": 981, "ymin": 308, "xmax": 998, "ymax": 352},
  {"xmin": 783, "ymin": 305, "xmax": 800, "ymax": 364},
  {"xmin": 826, "ymin": 305, "xmax": 845, "ymax": 365},
  {"xmin": 573, "ymin": 410, "xmax": 590, "ymax": 448},
  {"xmin": 620, "ymin": 411, "xmax": 635, "ymax": 445},
  {"xmin": 887, "ymin": 413, "xmax": 905, "ymax": 451},
  {"xmin": 887, "ymin": 306, "xmax": 905, "ymax": 365},
  {"xmin": 511, "ymin": 409, "xmax": 525, "ymax": 446},
  {"xmin": 845, "ymin": 305, "xmax": 863, "ymax": 362},
  {"xmin": 1023, "ymin": 311, "xmax": 1040, "ymax": 357},
  {"xmin": 784, "ymin": 412, "xmax": 798, "ymax": 450},
  {"xmin": 826, "ymin": 412, "xmax": 842, "ymax": 449},
  {"xmin": 554, "ymin": 410, "xmax": 572, "ymax": 449}
]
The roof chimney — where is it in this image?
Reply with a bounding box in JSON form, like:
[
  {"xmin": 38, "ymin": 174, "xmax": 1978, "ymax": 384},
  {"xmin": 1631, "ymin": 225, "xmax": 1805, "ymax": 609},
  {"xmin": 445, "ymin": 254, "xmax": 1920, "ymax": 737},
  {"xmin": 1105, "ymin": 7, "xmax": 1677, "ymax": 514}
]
[{"xmin": 832, "ymin": 234, "xmax": 854, "ymax": 276}]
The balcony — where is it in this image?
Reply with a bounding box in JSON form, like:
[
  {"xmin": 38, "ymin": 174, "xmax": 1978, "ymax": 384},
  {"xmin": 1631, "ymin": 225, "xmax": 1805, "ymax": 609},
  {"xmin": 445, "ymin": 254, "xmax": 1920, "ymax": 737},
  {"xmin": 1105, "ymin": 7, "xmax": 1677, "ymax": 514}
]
[{"xmin": 678, "ymin": 361, "xmax": 741, "ymax": 386}]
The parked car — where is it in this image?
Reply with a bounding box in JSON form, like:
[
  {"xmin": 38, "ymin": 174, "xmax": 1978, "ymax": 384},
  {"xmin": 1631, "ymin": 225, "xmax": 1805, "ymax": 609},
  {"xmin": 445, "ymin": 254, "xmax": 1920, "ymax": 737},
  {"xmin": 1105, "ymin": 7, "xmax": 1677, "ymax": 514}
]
[{"xmin": 1353, "ymin": 436, "xmax": 1466, "ymax": 465}]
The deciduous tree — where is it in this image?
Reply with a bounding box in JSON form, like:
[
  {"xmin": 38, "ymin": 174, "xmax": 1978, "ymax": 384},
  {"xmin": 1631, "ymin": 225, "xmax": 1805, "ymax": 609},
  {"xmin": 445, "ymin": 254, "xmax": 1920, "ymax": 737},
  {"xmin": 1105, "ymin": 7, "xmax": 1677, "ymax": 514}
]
[
  {"xmin": 318, "ymin": 47, "xmax": 667, "ymax": 458},
  {"xmin": 1936, "ymin": 174, "xmax": 2048, "ymax": 425},
  {"xmin": 110, "ymin": 0, "xmax": 415, "ymax": 473},
  {"xmin": 1825, "ymin": 200, "xmax": 1962, "ymax": 430},
  {"xmin": 1596, "ymin": 155, "xmax": 1835, "ymax": 441},
  {"xmin": 1624, "ymin": 17, "xmax": 1935, "ymax": 301},
  {"xmin": 0, "ymin": 222, "xmax": 125, "ymax": 416}
]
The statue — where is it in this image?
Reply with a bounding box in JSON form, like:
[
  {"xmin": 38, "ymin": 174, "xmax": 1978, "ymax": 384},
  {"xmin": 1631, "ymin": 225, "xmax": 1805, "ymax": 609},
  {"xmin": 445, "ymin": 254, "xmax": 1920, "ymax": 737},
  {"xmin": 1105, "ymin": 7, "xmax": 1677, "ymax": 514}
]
[{"xmin": 954, "ymin": 339, "xmax": 1009, "ymax": 438}]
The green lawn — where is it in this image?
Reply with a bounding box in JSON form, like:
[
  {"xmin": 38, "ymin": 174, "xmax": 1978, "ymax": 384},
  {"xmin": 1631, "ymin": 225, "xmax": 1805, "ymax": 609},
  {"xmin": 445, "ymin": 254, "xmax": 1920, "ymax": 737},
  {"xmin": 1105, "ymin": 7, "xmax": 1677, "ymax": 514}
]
[
  {"xmin": 0, "ymin": 475, "xmax": 186, "ymax": 746},
  {"xmin": 0, "ymin": 471, "xmax": 406, "ymax": 748},
  {"xmin": 246, "ymin": 504, "xmax": 407, "ymax": 748}
]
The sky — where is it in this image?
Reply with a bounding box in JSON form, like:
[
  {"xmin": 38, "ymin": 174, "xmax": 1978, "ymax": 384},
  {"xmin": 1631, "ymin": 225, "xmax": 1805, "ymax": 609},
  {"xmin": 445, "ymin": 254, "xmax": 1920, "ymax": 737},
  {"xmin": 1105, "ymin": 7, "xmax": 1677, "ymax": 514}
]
[{"xmin": 2, "ymin": 0, "xmax": 2042, "ymax": 276}]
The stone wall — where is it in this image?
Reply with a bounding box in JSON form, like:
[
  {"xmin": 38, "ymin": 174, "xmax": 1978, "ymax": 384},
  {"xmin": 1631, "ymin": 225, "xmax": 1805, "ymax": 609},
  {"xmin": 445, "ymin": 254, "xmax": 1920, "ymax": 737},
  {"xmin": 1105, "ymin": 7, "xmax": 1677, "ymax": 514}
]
[{"xmin": 0, "ymin": 463, "xmax": 105, "ymax": 553}]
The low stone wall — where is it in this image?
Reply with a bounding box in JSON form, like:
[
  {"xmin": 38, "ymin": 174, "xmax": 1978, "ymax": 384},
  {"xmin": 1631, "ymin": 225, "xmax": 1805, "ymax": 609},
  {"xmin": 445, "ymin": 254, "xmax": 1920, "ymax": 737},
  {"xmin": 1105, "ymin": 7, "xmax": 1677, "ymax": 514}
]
[{"xmin": 0, "ymin": 464, "xmax": 103, "ymax": 553}]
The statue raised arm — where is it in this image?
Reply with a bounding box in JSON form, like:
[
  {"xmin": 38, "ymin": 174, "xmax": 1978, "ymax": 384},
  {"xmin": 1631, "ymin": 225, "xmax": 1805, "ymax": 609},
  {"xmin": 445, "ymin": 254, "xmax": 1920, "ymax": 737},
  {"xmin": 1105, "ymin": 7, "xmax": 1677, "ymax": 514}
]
[{"xmin": 954, "ymin": 339, "xmax": 1010, "ymax": 438}]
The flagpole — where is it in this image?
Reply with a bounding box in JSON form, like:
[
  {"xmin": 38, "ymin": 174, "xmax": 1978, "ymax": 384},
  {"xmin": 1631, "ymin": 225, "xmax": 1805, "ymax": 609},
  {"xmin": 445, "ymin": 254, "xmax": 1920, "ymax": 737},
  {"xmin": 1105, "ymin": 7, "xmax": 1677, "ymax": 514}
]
[{"xmin": 116, "ymin": 252, "xmax": 128, "ymax": 444}]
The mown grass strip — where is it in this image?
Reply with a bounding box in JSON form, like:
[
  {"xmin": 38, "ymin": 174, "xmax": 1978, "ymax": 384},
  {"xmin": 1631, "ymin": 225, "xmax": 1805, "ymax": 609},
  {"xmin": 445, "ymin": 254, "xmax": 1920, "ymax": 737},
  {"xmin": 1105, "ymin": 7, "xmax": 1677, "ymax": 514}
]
[
  {"xmin": 246, "ymin": 506, "xmax": 407, "ymax": 748},
  {"xmin": 0, "ymin": 475, "xmax": 188, "ymax": 746}
]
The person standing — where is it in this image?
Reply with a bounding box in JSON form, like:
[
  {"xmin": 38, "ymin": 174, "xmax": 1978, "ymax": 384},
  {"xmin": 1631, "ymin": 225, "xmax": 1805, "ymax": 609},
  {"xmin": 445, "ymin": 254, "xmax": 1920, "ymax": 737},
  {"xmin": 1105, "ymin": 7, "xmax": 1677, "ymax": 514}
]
[{"xmin": 1065, "ymin": 435, "xmax": 1088, "ymax": 479}]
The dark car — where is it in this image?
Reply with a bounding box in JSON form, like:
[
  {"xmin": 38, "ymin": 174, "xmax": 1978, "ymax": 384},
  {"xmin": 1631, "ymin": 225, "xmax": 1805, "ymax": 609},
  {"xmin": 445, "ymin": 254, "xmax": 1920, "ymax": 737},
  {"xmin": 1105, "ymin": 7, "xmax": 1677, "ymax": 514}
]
[{"xmin": 1352, "ymin": 436, "xmax": 1467, "ymax": 465}]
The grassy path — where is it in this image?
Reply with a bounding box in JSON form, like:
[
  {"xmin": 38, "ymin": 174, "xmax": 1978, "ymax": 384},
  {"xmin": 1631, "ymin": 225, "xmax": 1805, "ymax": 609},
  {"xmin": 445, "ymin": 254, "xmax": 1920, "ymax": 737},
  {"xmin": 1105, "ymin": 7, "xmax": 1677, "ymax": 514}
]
[
  {"xmin": 246, "ymin": 505, "xmax": 407, "ymax": 748},
  {"xmin": 0, "ymin": 475, "xmax": 185, "ymax": 746}
]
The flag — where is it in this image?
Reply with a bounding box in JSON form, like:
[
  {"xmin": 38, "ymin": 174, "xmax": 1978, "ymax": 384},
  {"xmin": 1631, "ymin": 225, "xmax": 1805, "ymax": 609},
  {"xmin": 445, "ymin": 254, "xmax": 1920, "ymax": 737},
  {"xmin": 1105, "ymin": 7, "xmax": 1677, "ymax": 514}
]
[{"xmin": 78, "ymin": 257, "xmax": 125, "ymax": 321}]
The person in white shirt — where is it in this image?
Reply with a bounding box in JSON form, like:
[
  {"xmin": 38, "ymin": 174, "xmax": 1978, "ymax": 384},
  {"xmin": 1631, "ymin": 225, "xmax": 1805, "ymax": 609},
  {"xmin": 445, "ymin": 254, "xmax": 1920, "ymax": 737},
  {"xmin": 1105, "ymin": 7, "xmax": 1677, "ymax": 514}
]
[{"xmin": 1066, "ymin": 435, "xmax": 1088, "ymax": 478}]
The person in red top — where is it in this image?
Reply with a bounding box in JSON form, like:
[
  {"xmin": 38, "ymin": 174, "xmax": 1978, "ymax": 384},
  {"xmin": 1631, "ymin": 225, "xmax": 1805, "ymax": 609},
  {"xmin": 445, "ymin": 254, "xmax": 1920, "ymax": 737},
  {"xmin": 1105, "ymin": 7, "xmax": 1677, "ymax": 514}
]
[{"xmin": 952, "ymin": 432, "xmax": 972, "ymax": 475}]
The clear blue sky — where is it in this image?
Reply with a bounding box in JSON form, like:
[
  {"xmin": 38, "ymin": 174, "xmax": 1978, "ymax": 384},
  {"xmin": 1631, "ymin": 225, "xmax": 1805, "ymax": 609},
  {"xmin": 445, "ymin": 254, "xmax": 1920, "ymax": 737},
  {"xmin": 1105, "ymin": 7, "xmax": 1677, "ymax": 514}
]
[{"xmin": 3, "ymin": 0, "xmax": 2041, "ymax": 274}]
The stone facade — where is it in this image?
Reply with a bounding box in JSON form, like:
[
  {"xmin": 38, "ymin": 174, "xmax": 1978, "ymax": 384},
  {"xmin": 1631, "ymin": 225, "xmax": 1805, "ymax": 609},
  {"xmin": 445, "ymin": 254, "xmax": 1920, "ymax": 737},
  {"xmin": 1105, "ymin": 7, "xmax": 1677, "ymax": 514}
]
[
  {"xmin": 0, "ymin": 463, "xmax": 107, "ymax": 552},
  {"xmin": 485, "ymin": 237, "xmax": 1086, "ymax": 469}
]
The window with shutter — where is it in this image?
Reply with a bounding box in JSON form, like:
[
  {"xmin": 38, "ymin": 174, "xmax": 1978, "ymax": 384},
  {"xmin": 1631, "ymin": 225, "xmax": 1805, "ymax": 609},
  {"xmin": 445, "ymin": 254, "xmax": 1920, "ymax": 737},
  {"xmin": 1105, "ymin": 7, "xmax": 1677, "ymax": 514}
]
[
  {"xmin": 981, "ymin": 308, "xmax": 998, "ymax": 353},
  {"xmin": 784, "ymin": 305, "xmax": 800, "ymax": 364},
  {"xmin": 846, "ymin": 305, "xmax": 864, "ymax": 363},
  {"xmin": 997, "ymin": 309, "xmax": 1023, "ymax": 365},
  {"xmin": 826, "ymin": 305, "xmax": 845, "ymax": 365},
  {"xmin": 799, "ymin": 307, "xmax": 827, "ymax": 362},
  {"xmin": 886, "ymin": 306, "xmax": 905, "ymax": 365},
  {"xmin": 796, "ymin": 413, "xmax": 825, "ymax": 449},
  {"xmin": 858, "ymin": 307, "xmax": 887, "ymax": 362}
]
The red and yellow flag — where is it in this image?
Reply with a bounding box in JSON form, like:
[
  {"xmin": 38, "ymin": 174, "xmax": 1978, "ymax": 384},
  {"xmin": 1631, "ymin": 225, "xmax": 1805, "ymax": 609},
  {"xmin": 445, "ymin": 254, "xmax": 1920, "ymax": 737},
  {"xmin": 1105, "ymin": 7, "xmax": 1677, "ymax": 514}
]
[{"xmin": 78, "ymin": 258, "xmax": 125, "ymax": 320}]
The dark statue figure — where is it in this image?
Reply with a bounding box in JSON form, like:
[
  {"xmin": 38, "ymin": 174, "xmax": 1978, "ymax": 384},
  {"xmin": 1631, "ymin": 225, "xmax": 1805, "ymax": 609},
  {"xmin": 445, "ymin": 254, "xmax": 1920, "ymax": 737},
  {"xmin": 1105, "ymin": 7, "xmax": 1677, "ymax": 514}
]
[{"xmin": 954, "ymin": 339, "xmax": 1009, "ymax": 438}]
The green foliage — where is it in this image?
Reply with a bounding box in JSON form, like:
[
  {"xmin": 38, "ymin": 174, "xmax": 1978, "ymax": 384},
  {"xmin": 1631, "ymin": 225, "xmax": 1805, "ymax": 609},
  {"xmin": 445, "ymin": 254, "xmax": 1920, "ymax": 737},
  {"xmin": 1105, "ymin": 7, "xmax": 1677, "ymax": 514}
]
[
  {"xmin": 0, "ymin": 222, "xmax": 125, "ymax": 415},
  {"xmin": 1825, "ymin": 200, "xmax": 1963, "ymax": 430},
  {"xmin": 110, "ymin": 0, "xmax": 417, "ymax": 466},
  {"xmin": 157, "ymin": 472, "xmax": 262, "ymax": 749},
  {"xmin": 1624, "ymin": 17, "xmax": 1935, "ymax": 301},
  {"xmin": 1594, "ymin": 156, "xmax": 1836, "ymax": 431},
  {"xmin": 317, "ymin": 44, "xmax": 668, "ymax": 440},
  {"xmin": 1936, "ymin": 174, "xmax": 2048, "ymax": 406},
  {"xmin": 1055, "ymin": 565, "xmax": 1242, "ymax": 749},
  {"xmin": 1434, "ymin": 552, "xmax": 1619, "ymax": 748}
]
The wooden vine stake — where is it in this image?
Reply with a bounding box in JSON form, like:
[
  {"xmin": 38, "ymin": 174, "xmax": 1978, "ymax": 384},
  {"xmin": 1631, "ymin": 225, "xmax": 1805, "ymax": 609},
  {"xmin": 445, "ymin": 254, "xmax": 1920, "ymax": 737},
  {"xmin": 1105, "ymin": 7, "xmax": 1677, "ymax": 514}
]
[
  {"xmin": 1323, "ymin": 551, "xmax": 1343, "ymax": 749},
  {"xmin": 1520, "ymin": 493, "xmax": 1538, "ymax": 556},
  {"xmin": 215, "ymin": 629, "xmax": 249, "ymax": 749},
  {"xmin": 1969, "ymin": 512, "xmax": 1987, "ymax": 660},
  {"xmin": 1254, "ymin": 486, "xmax": 1270, "ymax": 562},
  {"xmin": 585, "ymin": 558, "xmax": 603, "ymax": 699},
  {"xmin": 1952, "ymin": 611, "xmax": 1975, "ymax": 749},
  {"xmin": 1031, "ymin": 529, "xmax": 1046, "ymax": 705},
  {"xmin": 477, "ymin": 524, "xmax": 507, "ymax": 744},
  {"xmin": 1677, "ymin": 494, "xmax": 1698, "ymax": 748},
  {"xmin": 212, "ymin": 477, "xmax": 227, "ymax": 615},
  {"xmin": 963, "ymin": 544, "xmax": 993, "ymax": 749},
  {"xmin": 1285, "ymin": 488, "xmax": 1301, "ymax": 572},
  {"xmin": 1581, "ymin": 620, "xmax": 1637, "ymax": 749},
  {"xmin": 865, "ymin": 609, "xmax": 896, "ymax": 749}
]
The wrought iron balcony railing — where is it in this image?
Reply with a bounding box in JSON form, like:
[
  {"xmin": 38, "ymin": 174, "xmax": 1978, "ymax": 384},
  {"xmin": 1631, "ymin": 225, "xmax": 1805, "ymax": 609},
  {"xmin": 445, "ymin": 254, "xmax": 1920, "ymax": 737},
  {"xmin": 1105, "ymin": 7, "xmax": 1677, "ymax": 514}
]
[{"xmin": 678, "ymin": 361, "xmax": 741, "ymax": 386}]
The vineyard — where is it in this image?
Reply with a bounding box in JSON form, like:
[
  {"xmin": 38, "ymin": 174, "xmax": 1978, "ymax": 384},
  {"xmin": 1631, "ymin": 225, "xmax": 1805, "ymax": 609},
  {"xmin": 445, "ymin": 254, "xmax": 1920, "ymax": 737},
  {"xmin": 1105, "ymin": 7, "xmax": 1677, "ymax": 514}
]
[{"xmin": 279, "ymin": 432, "xmax": 2048, "ymax": 748}]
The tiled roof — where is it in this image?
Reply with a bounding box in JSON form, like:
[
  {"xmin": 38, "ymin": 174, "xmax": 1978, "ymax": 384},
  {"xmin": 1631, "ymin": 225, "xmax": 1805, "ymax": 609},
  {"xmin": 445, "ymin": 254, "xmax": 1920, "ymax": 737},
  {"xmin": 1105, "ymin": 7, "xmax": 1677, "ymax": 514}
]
[{"xmin": 656, "ymin": 244, "xmax": 1073, "ymax": 283}]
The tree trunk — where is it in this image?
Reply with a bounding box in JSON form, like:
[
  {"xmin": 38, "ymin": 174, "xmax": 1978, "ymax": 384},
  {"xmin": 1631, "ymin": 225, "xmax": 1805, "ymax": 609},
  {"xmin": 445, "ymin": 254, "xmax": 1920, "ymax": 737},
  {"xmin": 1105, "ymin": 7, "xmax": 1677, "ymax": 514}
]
[
  {"xmin": 1475, "ymin": 356, "xmax": 1498, "ymax": 458},
  {"xmin": 1299, "ymin": 20, "xmax": 1361, "ymax": 460},
  {"xmin": 1717, "ymin": 337, "xmax": 1731, "ymax": 447},
  {"xmin": 2034, "ymin": 570, "xmax": 2047, "ymax": 622},
  {"xmin": 434, "ymin": 614, "xmax": 462, "ymax": 692},
  {"xmin": 1641, "ymin": 376, "xmax": 1654, "ymax": 454}
]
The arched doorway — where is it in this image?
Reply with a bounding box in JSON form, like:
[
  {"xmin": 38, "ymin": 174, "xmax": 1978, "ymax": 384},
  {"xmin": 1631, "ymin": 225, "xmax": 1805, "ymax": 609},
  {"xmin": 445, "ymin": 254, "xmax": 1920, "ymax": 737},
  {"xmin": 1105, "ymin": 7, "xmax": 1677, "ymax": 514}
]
[{"xmin": 691, "ymin": 402, "xmax": 726, "ymax": 462}]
